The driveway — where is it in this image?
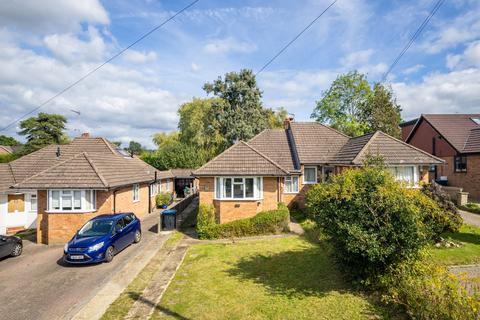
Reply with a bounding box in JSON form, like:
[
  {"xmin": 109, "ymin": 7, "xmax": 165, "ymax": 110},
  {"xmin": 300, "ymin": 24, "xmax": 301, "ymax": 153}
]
[
  {"xmin": 0, "ymin": 212, "xmax": 163, "ymax": 320},
  {"xmin": 460, "ymin": 209, "xmax": 480, "ymax": 227}
]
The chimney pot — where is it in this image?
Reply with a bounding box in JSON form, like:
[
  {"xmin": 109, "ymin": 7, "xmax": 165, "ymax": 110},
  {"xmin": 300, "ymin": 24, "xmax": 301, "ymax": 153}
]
[
  {"xmin": 284, "ymin": 115, "xmax": 294, "ymax": 129},
  {"xmin": 80, "ymin": 132, "xmax": 90, "ymax": 138}
]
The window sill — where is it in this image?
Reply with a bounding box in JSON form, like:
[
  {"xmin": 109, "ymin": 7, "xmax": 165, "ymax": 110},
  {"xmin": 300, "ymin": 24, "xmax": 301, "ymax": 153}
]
[
  {"xmin": 214, "ymin": 198, "xmax": 263, "ymax": 201},
  {"xmin": 303, "ymin": 182, "xmax": 317, "ymax": 185},
  {"xmin": 133, "ymin": 200, "xmax": 140, "ymax": 203},
  {"xmin": 46, "ymin": 210, "xmax": 97, "ymax": 214},
  {"xmin": 283, "ymin": 192, "xmax": 299, "ymax": 194}
]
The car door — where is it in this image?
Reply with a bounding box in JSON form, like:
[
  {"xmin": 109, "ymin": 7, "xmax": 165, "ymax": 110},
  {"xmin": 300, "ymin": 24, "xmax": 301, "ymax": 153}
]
[
  {"xmin": 112, "ymin": 219, "xmax": 128, "ymax": 251},
  {"xmin": 122, "ymin": 215, "xmax": 136, "ymax": 244},
  {"xmin": 0, "ymin": 237, "xmax": 13, "ymax": 258}
]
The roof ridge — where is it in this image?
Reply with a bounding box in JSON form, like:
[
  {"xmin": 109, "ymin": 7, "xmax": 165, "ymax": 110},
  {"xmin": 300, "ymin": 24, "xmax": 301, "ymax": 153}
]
[
  {"xmin": 406, "ymin": 115, "xmax": 461, "ymax": 153},
  {"xmin": 241, "ymin": 141, "xmax": 290, "ymax": 174},
  {"xmin": 12, "ymin": 152, "xmax": 86, "ymax": 188},
  {"xmin": 193, "ymin": 142, "xmax": 243, "ymax": 174},
  {"xmin": 7, "ymin": 162, "xmax": 16, "ymax": 184},
  {"xmin": 83, "ymin": 152, "xmax": 109, "ymax": 188},
  {"xmin": 293, "ymin": 121, "xmax": 351, "ymax": 138},
  {"xmin": 351, "ymin": 131, "xmax": 380, "ymax": 164},
  {"xmin": 100, "ymin": 137, "xmax": 118, "ymax": 155}
]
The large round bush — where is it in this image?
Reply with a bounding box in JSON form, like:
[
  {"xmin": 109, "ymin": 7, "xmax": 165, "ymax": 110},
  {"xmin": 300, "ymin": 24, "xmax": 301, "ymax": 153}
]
[{"xmin": 306, "ymin": 165, "xmax": 441, "ymax": 280}]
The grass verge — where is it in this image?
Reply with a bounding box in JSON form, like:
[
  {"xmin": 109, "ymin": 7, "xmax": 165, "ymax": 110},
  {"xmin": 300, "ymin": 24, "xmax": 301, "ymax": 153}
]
[
  {"xmin": 100, "ymin": 231, "xmax": 184, "ymax": 320},
  {"xmin": 151, "ymin": 236, "xmax": 388, "ymax": 320},
  {"xmin": 430, "ymin": 224, "xmax": 480, "ymax": 265}
]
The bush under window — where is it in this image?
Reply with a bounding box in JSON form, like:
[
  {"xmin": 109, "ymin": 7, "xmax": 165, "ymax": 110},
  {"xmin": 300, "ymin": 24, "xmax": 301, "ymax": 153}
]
[{"xmin": 156, "ymin": 192, "xmax": 172, "ymax": 208}]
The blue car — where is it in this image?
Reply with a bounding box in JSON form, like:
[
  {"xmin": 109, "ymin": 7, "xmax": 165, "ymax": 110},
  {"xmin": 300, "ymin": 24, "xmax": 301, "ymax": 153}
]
[{"xmin": 63, "ymin": 213, "xmax": 141, "ymax": 264}]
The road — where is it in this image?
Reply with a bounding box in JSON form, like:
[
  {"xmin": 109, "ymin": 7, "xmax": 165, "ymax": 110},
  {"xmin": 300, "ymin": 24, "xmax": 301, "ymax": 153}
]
[{"xmin": 0, "ymin": 212, "xmax": 163, "ymax": 320}]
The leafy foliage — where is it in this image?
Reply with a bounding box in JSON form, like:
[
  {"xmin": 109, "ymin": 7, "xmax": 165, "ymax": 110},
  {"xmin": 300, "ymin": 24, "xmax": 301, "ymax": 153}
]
[
  {"xmin": 125, "ymin": 140, "xmax": 144, "ymax": 155},
  {"xmin": 152, "ymin": 132, "xmax": 180, "ymax": 149},
  {"xmin": 311, "ymin": 71, "xmax": 402, "ymax": 137},
  {"xmin": 0, "ymin": 135, "xmax": 19, "ymax": 146},
  {"xmin": 18, "ymin": 112, "xmax": 68, "ymax": 154},
  {"xmin": 141, "ymin": 143, "xmax": 207, "ymax": 170},
  {"xmin": 203, "ymin": 69, "xmax": 270, "ymax": 148},
  {"xmin": 0, "ymin": 153, "xmax": 19, "ymax": 163},
  {"xmin": 306, "ymin": 165, "xmax": 439, "ymax": 280},
  {"xmin": 155, "ymin": 192, "xmax": 172, "ymax": 208},
  {"xmin": 197, "ymin": 203, "xmax": 290, "ymax": 239},
  {"xmin": 267, "ymin": 107, "xmax": 289, "ymax": 129}
]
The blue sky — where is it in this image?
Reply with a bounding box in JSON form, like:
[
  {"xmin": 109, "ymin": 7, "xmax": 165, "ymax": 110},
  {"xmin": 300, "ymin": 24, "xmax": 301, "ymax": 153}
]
[{"xmin": 0, "ymin": 0, "xmax": 479, "ymax": 147}]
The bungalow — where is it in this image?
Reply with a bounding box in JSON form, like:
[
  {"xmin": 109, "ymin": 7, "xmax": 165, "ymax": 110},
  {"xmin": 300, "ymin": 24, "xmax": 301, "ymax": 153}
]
[
  {"xmin": 0, "ymin": 133, "xmax": 174, "ymax": 244},
  {"xmin": 401, "ymin": 114, "xmax": 480, "ymax": 200},
  {"xmin": 193, "ymin": 119, "xmax": 444, "ymax": 223}
]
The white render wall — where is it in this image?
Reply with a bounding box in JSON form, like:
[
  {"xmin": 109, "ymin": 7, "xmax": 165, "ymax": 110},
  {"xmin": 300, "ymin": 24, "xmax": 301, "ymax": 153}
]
[{"xmin": 0, "ymin": 192, "xmax": 37, "ymax": 235}]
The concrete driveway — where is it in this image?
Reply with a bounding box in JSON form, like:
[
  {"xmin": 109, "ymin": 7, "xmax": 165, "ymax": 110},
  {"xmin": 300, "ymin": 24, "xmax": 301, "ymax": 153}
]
[{"xmin": 0, "ymin": 212, "xmax": 163, "ymax": 320}]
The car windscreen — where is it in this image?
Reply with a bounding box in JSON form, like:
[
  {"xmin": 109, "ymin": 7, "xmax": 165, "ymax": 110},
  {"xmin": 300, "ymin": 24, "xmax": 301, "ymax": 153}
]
[{"xmin": 78, "ymin": 220, "xmax": 114, "ymax": 237}]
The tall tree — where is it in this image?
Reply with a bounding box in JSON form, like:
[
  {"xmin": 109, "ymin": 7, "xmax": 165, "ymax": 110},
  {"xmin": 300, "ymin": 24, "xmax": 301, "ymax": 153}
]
[
  {"xmin": 0, "ymin": 135, "xmax": 20, "ymax": 146},
  {"xmin": 141, "ymin": 143, "xmax": 207, "ymax": 170},
  {"xmin": 311, "ymin": 71, "xmax": 402, "ymax": 137},
  {"xmin": 364, "ymin": 83, "xmax": 402, "ymax": 138},
  {"xmin": 125, "ymin": 141, "xmax": 144, "ymax": 155},
  {"xmin": 203, "ymin": 69, "xmax": 270, "ymax": 149},
  {"xmin": 311, "ymin": 71, "xmax": 371, "ymax": 137},
  {"xmin": 152, "ymin": 132, "xmax": 180, "ymax": 149},
  {"xmin": 267, "ymin": 107, "xmax": 289, "ymax": 129},
  {"xmin": 18, "ymin": 113, "xmax": 68, "ymax": 154}
]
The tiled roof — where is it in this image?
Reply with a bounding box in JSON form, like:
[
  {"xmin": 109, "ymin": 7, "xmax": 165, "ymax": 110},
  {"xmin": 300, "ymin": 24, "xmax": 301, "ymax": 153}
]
[
  {"xmin": 193, "ymin": 141, "xmax": 289, "ymax": 176},
  {"xmin": 409, "ymin": 114, "xmax": 480, "ymax": 153},
  {"xmin": 248, "ymin": 129, "xmax": 298, "ymax": 172},
  {"xmin": 0, "ymin": 164, "xmax": 16, "ymax": 193},
  {"xmin": 170, "ymin": 169, "xmax": 194, "ymax": 178},
  {"xmin": 332, "ymin": 133, "xmax": 374, "ymax": 164},
  {"xmin": 1, "ymin": 136, "xmax": 161, "ymax": 192},
  {"xmin": 289, "ymin": 122, "xmax": 350, "ymax": 164}
]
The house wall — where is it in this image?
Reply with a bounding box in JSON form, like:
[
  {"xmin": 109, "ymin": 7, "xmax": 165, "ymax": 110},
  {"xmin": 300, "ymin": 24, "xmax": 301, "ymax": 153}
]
[
  {"xmin": 406, "ymin": 119, "xmax": 456, "ymax": 157},
  {"xmin": 401, "ymin": 123, "xmax": 416, "ymax": 141},
  {"xmin": 36, "ymin": 183, "xmax": 153, "ymax": 245},
  {"xmin": 0, "ymin": 191, "xmax": 37, "ymax": 235},
  {"xmin": 438, "ymin": 155, "xmax": 480, "ymax": 200}
]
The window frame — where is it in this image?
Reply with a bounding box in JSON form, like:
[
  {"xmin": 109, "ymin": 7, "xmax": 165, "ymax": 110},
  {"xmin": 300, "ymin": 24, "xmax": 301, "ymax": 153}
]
[
  {"xmin": 454, "ymin": 155, "xmax": 467, "ymax": 173},
  {"xmin": 284, "ymin": 176, "xmax": 299, "ymax": 193},
  {"xmin": 29, "ymin": 193, "xmax": 37, "ymax": 212},
  {"xmin": 214, "ymin": 177, "xmax": 263, "ymax": 200},
  {"xmin": 47, "ymin": 189, "xmax": 97, "ymax": 212},
  {"xmin": 133, "ymin": 184, "xmax": 140, "ymax": 202},
  {"xmin": 150, "ymin": 183, "xmax": 158, "ymax": 198},
  {"xmin": 303, "ymin": 166, "xmax": 317, "ymax": 184},
  {"xmin": 387, "ymin": 166, "xmax": 419, "ymax": 187}
]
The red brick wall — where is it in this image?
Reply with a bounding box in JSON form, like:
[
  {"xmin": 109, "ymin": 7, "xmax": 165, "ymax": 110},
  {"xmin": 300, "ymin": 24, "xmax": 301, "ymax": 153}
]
[
  {"xmin": 438, "ymin": 155, "xmax": 480, "ymax": 200},
  {"xmin": 407, "ymin": 119, "xmax": 456, "ymax": 157}
]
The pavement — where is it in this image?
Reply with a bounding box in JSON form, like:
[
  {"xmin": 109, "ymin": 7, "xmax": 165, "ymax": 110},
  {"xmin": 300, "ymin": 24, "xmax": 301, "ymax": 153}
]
[
  {"xmin": 459, "ymin": 209, "xmax": 480, "ymax": 227},
  {"xmin": 0, "ymin": 211, "xmax": 166, "ymax": 320}
]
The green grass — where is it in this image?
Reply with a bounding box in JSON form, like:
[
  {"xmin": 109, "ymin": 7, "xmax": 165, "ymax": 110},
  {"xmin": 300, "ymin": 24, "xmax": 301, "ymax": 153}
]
[
  {"xmin": 430, "ymin": 224, "xmax": 480, "ymax": 266},
  {"xmin": 100, "ymin": 231, "xmax": 184, "ymax": 320},
  {"xmin": 151, "ymin": 236, "xmax": 388, "ymax": 320},
  {"xmin": 461, "ymin": 203, "xmax": 480, "ymax": 214}
]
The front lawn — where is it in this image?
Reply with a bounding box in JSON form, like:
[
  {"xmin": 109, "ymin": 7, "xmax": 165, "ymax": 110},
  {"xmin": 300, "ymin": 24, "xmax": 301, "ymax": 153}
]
[
  {"xmin": 151, "ymin": 236, "xmax": 388, "ymax": 320},
  {"xmin": 430, "ymin": 224, "xmax": 480, "ymax": 266}
]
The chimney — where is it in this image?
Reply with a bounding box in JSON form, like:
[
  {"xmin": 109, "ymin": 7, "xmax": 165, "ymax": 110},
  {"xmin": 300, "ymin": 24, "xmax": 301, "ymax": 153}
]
[
  {"xmin": 284, "ymin": 114, "xmax": 294, "ymax": 129},
  {"xmin": 80, "ymin": 132, "xmax": 90, "ymax": 138}
]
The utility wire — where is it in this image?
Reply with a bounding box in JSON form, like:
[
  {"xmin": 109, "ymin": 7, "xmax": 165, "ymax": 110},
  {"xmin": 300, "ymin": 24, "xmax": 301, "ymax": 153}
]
[
  {"xmin": 255, "ymin": 0, "xmax": 337, "ymax": 76},
  {"xmin": 381, "ymin": 0, "xmax": 445, "ymax": 82},
  {"xmin": 0, "ymin": 0, "xmax": 200, "ymax": 133}
]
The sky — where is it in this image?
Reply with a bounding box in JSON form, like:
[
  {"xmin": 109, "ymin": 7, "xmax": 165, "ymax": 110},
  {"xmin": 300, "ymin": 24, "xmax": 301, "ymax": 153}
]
[{"xmin": 0, "ymin": 0, "xmax": 479, "ymax": 148}]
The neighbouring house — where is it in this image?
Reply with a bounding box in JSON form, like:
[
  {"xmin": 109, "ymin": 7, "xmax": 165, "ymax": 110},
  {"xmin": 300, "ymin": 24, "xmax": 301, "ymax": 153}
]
[
  {"xmin": 0, "ymin": 145, "xmax": 21, "ymax": 155},
  {"xmin": 400, "ymin": 114, "xmax": 480, "ymax": 200},
  {"xmin": 0, "ymin": 133, "xmax": 173, "ymax": 244},
  {"xmin": 193, "ymin": 119, "xmax": 444, "ymax": 223},
  {"xmin": 169, "ymin": 169, "xmax": 198, "ymax": 198}
]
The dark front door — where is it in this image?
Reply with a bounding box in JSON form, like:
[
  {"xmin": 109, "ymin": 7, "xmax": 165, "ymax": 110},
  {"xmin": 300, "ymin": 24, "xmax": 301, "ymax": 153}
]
[{"xmin": 175, "ymin": 178, "xmax": 193, "ymax": 198}]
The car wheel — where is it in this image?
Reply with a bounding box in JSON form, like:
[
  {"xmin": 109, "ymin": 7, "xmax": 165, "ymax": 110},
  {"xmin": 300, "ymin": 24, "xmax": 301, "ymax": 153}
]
[
  {"xmin": 105, "ymin": 246, "xmax": 114, "ymax": 263},
  {"xmin": 11, "ymin": 243, "xmax": 22, "ymax": 257},
  {"xmin": 134, "ymin": 230, "xmax": 142, "ymax": 243}
]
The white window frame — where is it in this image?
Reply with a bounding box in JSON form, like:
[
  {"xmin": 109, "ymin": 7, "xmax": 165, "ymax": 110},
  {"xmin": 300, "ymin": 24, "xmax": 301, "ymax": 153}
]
[
  {"xmin": 47, "ymin": 190, "xmax": 97, "ymax": 212},
  {"xmin": 150, "ymin": 183, "xmax": 158, "ymax": 197},
  {"xmin": 166, "ymin": 179, "xmax": 171, "ymax": 191},
  {"xmin": 303, "ymin": 166, "xmax": 317, "ymax": 184},
  {"xmin": 284, "ymin": 176, "xmax": 299, "ymax": 193},
  {"xmin": 133, "ymin": 184, "xmax": 140, "ymax": 202},
  {"xmin": 214, "ymin": 177, "xmax": 263, "ymax": 200},
  {"xmin": 387, "ymin": 166, "xmax": 419, "ymax": 188},
  {"xmin": 29, "ymin": 193, "xmax": 38, "ymax": 212}
]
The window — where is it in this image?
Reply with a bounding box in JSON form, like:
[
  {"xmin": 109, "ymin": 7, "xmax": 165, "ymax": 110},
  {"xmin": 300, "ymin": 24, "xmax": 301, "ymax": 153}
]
[
  {"xmin": 133, "ymin": 184, "xmax": 140, "ymax": 202},
  {"xmin": 30, "ymin": 194, "xmax": 37, "ymax": 212},
  {"xmin": 150, "ymin": 183, "xmax": 158, "ymax": 197},
  {"xmin": 48, "ymin": 190, "xmax": 96, "ymax": 212},
  {"xmin": 303, "ymin": 166, "xmax": 317, "ymax": 184},
  {"xmin": 323, "ymin": 166, "xmax": 335, "ymax": 182},
  {"xmin": 215, "ymin": 177, "xmax": 262, "ymax": 200},
  {"xmin": 166, "ymin": 179, "xmax": 171, "ymax": 191},
  {"xmin": 454, "ymin": 156, "xmax": 467, "ymax": 172},
  {"xmin": 284, "ymin": 176, "xmax": 299, "ymax": 193},
  {"xmin": 387, "ymin": 166, "xmax": 418, "ymax": 186},
  {"xmin": 471, "ymin": 118, "xmax": 480, "ymax": 125}
]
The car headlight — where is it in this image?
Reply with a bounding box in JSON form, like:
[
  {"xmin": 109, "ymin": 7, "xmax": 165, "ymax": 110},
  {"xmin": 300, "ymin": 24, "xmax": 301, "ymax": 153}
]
[
  {"xmin": 88, "ymin": 242, "xmax": 104, "ymax": 252},
  {"xmin": 64, "ymin": 243, "xmax": 69, "ymax": 252}
]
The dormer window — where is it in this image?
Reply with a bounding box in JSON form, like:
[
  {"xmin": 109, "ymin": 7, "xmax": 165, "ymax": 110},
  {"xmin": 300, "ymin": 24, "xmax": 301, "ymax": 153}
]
[{"xmin": 471, "ymin": 118, "xmax": 480, "ymax": 125}]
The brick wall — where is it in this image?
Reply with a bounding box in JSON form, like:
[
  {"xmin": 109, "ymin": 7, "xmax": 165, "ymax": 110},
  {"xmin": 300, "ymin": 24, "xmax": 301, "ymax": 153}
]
[{"xmin": 438, "ymin": 155, "xmax": 480, "ymax": 200}]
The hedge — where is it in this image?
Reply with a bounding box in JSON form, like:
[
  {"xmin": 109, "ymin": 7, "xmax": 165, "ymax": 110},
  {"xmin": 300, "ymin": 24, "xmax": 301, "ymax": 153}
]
[{"xmin": 196, "ymin": 203, "xmax": 290, "ymax": 239}]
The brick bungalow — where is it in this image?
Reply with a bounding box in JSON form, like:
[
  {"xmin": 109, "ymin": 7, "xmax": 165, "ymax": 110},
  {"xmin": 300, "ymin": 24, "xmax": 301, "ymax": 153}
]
[
  {"xmin": 193, "ymin": 119, "xmax": 444, "ymax": 223},
  {"xmin": 401, "ymin": 114, "xmax": 480, "ymax": 200},
  {"xmin": 0, "ymin": 134, "xmax": 174, "ymax": 244}
]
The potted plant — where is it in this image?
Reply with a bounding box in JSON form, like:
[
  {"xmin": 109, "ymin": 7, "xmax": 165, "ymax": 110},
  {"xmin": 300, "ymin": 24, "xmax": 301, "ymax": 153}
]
[{"xmin": 156, "ymin": 192, "xmax": 172, "ymax": 209}]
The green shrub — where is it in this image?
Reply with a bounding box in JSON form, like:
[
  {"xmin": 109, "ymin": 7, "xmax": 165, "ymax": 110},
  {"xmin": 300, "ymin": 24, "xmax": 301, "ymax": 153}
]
[
  {"xmin": 156, "ymin": 192, "xmax": 172, "ymax": 208},
  {"xmin": 197, "ymin": 203, "xmax": 290, "ymax": 240},
  {"xmin": 380, "ymin": 256, "xmax": 480, "ymax": 320},
  {"xmin": 421, "ymin": 183, "xmax": 463, "ymax": 235},
  {"xmin": 462, "ymin": 203, "xmax": 480, "ymax": 214},
  {"xmin": 306, "ymin": 165, "xmax": 439, "ymax": 280}
]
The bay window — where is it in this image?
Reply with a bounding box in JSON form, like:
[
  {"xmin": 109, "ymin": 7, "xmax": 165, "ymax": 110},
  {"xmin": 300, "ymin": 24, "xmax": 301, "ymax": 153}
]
[
  {"xmin": 48, "ymin": 190, "xmax": 96, "ymax": 212},
  {"xmin": 284, "ymin": 176, "xmax": 299, "ymax": 193},
  {"xmin": 303, "ymin": 166, "xmax": 317, "ymax": 184},
  {"xmin": 215, "ymin": 177, "xmax": 262, "ymax": 200},
  {"xmin": 387, "ymin": 166, "xmax": 419, "ymax": 186}
]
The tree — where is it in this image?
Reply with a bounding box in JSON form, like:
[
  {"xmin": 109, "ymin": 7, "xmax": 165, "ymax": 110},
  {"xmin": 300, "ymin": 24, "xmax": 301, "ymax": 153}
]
[
  {"xmin": 141, "ymin": 143, "xmax": 207, "ymax": 170},
  {"xmin": 0, "ymin": 135, "xmax": 19, "ymax": 146},
  {"xmin": 311, "ymin": 71, "xmax": 403, "ymax": 137},
  {"xmin": 125, "ymin": 141, "xmax": 144, "ymax": 155},
  {"xmin": 177, "ymin": 98, "xmax": 224, "ymax": 158},
  {"xmin": 267, "ymin": 107, "xmax": 289, "ymax": 129},
  {"xmin": 203, "ymin": 69, "xmax": 270, "ymax": 149},
  {"xmin": 18, "ymin": 113, "xmax": 68, "ymax": 154},
  {"xmin": 152, "ymin": 132, "xmax": 180, "ymax": 149}
]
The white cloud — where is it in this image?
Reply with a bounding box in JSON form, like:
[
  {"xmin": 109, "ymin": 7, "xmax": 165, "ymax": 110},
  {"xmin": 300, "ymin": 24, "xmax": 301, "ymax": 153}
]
[
  {"xmin": 446, "ymin": 41, "xmax": 480, "ymax": 70},
  {"xmin": 204, "ymin": 37, "xmax": 257, "ymax": 54},
  {"xmin": 191, "ymin": 62, "xmax": 200, "ymax": 72},
  {"xmin": 122, "ymin": 50, "xmax": 157, "ymax": 63},
  {"xmin": 0, "ymin": 0, "xmax": 109, "ymax": 33},
  {"xmin": 44, "ymin": 26, "xmax": 106, "ymax": 64},
  {"xmin": 402, "ymin": 64, "xmax": 425, "ymax": 75},
  {"xmin": 393, "ymin": 68, "xmax": 480, "ymax": 120},
  {"xmin": 340, "ymin": 49, "xmax": 374, "ymax": 67}
]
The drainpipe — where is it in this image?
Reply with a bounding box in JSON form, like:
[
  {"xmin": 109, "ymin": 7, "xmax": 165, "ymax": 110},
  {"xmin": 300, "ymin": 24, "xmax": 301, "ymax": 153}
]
[{"xmin": 113, "ymin": 189, "xmax": 117, "ymax": 213}]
